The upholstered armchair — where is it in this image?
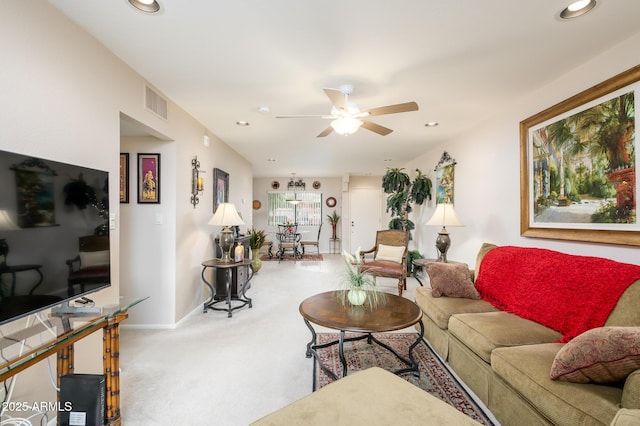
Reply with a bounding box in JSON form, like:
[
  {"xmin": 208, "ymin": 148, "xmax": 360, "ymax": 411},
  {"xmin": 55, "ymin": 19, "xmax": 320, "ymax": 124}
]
[{"xmin": 359, "ymin": 230, "xmax": 409, "ymax": 296}]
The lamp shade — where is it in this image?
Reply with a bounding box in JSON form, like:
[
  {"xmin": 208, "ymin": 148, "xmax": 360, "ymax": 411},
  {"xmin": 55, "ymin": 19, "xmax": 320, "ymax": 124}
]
[
  {"xmin": 208, "ymin": 203, "xmax": 245, "ymax": 227},
  {"xmin": 0, "ymin": 210, "xmax": 19, "ymax": 231},
  {"xmin": 425, "ymin": 203, "xmax": 464, "ymax": 228},
  {"xmin": 331, "ymin": 117, "xmax": 363, "ymax": 135}
]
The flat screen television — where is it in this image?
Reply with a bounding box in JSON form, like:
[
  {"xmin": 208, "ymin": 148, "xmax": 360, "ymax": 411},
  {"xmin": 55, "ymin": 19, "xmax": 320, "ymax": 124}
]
[{"xmin": 0, "ymin": 149, "xmax": 110, "ymax": 325}]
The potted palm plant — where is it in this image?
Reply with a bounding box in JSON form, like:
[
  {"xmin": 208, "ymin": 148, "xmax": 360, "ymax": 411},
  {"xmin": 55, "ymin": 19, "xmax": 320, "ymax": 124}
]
[
  {"xmin": 248, "ymin": 227, "xmax": 266, "ymax": 273},
  {"xmin": 382, "ymin": 167, "xmax": 432, "ymax": 236},
  {"xmin": 326, "ymin": 210, "xmax": 341, "ymax": 240}
]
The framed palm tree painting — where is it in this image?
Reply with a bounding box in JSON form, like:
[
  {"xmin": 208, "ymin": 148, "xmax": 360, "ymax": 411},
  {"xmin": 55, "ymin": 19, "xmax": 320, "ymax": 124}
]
[{"xmin": 520, "ymin": 64, "xmax": 640, "ymax": 246}]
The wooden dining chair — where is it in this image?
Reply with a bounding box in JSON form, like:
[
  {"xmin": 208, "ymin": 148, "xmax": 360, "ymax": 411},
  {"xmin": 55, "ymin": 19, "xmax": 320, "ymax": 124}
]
[
  {"xmin": 301, "ymin": 224, "xmax": 322, "ymax": 256},
  {"xmin": 277, "ymin": 224, "xmax": 301, "ymax": 263}
]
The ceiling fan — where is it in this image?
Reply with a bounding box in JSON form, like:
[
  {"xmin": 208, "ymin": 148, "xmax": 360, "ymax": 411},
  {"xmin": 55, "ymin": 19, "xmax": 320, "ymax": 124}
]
[{"xmin": 276, "ymin": 84, "xmax": 419, "ymax": 137}]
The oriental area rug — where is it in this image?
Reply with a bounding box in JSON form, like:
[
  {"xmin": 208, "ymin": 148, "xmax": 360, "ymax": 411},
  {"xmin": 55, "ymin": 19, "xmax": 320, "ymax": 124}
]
[
  {"xmin": 260, "ymin": 253, "xmax": 323, "ymax": 261},
  {"xmin": 314, "ymin": 333, "xmax": 495, "ymax": 426}
]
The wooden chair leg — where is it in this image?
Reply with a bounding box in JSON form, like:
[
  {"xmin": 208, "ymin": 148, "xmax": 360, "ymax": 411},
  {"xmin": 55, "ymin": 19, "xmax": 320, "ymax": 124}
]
[{"xmin": 398, "ymin": 279, "xmax": 403, "ymax": 297}]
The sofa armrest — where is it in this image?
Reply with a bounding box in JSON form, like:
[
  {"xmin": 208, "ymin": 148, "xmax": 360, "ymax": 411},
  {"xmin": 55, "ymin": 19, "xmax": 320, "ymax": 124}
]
[
  {"xmin": 610, "ymin": 409, "xmax": 640, "ymax": 426},
  {"xmin": 622, "ymin": 370, "xmax": 640, "ymax": 409}
]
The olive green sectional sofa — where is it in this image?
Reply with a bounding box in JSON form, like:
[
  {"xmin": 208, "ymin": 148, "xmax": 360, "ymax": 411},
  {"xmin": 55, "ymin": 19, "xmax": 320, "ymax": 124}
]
[{"xmin": 414, "ymin": 243, "xmax": 640, "ymax": 426}]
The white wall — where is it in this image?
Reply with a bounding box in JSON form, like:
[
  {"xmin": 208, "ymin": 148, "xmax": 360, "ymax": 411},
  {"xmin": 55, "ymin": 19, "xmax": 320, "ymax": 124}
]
[
  {"xmin": 0, "ymin": 1, "xmax": 253, "ymax": 414},
  {"xmin": 253, "ymin": 176, "xmax": 342, "ymax": 252},
  {"xmin": 405, "ymin": 33, "xmax": 640, "ymax": 267}
]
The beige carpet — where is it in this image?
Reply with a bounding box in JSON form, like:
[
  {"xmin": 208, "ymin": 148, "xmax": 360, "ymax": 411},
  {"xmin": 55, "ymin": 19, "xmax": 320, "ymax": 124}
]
[{"xmin": 118, "ymin": 254, "xmax": 496, "ymax": 425}]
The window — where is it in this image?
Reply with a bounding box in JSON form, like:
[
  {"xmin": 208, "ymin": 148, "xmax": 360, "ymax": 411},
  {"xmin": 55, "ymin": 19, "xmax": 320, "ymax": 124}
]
[{"xmin": 268, "ymin": 192, "xmax": 322, "ymax": 226}]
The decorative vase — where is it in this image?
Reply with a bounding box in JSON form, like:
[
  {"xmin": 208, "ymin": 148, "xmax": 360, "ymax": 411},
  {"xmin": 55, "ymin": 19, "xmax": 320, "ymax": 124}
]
[
  {"xmin": 252, "ymin": 251, "xmax": 262, "ymax": 273},
  {"xmin": 331, "ymin": 224, "xmax": 337, "ymax": 239},
  {"xmin": 347, "ymin": 288, "xmax": 367, "ymax": 306}
]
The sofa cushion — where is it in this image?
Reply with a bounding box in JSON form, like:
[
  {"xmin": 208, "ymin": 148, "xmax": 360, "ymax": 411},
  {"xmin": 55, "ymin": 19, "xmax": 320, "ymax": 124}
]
[
  {"xmin": 448, "ymin": 311, "xmax": 562, "ymax": 363},
  {"xmin": 414, "ymin": 287, "xmax": 497, "ymax": 330},
  {"xmin": 622, "ymin": 370, "xmax": 640, "ymax": 409},
  {"xmin": 611, "ymin": 409, "xmax": 640, "ymax": 426},
  {"xmin": 474, "ymin": 242, "xmax": 497, "ymax": 282},
  {"xmin": 605, "ymin": 280, "xmax": 640, "ymax": 327},
  {"xmin": 475, "ymin": 246, "xmax": 640, "ymax": 342},
  {"xmin": 425, "ymin": 262, "xmax": 479, "ymax": 299},
  {"xmin": 250, "ymin": 367, "xmax": 480, "ymax": 425},
  {"xmin": 492, "ymin": 344, "xmax": 623, "ymax": 425},
  {"xmin": 550, "ymin": 327, "xmax": 640, "ymax": 384}
]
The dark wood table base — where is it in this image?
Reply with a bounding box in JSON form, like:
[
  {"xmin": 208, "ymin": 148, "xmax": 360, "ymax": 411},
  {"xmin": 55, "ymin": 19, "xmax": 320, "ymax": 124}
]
[
  {"xmin": 304, "ymin": 319, "xmax": 424, "ymax": 384},
  {"xmin": 299, "ymin": 290, "xmax": 424, "ymax": 387},
  {"xmin": 201, "ymin": 259, "xmax": 253, "ymax": 317}
]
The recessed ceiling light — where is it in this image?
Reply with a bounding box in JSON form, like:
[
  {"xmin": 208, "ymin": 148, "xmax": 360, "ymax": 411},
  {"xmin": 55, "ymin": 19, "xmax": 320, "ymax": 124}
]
[
  {"xmin": 236, "ymin": 121, "xmax": 250, "ymax": 126},
  {"xmin": 128, "ymin": 0, "xmax": 160, "ymax": 13},
  {"xmin": 384, "ymin": 159, "xmax": 393, "ymax": 162},
  {"xmin": 267, "ymin": 158, "xmax": 276, "ymax": 162},
  {"xmin": 425, "ymin": 122, "xmax": 439, "ymax": 127},
  {"xmin": 560, "ymin": 0, "xmax": 596, "ymax": 19},
  {"xmin": 258, "ymin": 106, "xmax": 271, "ymax": 114}
]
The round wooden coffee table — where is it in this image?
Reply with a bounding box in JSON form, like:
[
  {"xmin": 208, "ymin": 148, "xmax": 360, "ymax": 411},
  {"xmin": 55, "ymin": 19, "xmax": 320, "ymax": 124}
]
[{"xmin": 299, "ymin": 290, "xmax": 424, "ymax": 383}]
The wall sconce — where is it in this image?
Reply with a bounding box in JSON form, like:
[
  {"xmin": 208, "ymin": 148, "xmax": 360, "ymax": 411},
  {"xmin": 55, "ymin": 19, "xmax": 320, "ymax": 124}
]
[{"xmin": 191, "ymin": 156, "xmax": 204, "ymax": 208}]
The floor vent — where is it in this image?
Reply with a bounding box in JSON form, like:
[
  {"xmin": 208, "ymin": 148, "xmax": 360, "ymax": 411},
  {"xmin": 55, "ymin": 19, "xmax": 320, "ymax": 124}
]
[{"xmin": 144, "ymin": 83, "xmax": 168, "ymax": 120}]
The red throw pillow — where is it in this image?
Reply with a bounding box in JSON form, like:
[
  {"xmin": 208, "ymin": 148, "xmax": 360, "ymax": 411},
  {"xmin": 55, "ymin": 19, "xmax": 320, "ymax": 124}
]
[{"xmin": 425, "ymin": 262, "xmax": 479, "ymax": 299}]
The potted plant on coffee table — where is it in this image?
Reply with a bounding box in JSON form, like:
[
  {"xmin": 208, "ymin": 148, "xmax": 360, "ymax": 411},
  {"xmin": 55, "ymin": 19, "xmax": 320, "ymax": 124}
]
[{"xmin": 338, "ymin": 249, "xmax": 385, "ymax": 308}]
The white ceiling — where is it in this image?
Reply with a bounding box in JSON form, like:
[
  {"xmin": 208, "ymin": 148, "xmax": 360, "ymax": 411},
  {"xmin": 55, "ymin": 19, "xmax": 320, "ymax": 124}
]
[{"xmin": 49, "ymin": 0, "xmax": 640, "ymax": 177}]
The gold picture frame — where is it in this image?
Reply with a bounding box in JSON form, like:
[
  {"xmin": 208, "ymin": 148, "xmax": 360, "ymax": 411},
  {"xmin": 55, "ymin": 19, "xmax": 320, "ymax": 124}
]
[{"xmin": 520, "ymin": 65, "xmax": 640, "ymax": 246}]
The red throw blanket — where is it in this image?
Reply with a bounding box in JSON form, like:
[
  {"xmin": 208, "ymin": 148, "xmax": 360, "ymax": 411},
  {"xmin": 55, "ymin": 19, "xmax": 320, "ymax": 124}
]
[{"xmin": 475, "ymin": 246, "xmax": 640, "ymax": 342}]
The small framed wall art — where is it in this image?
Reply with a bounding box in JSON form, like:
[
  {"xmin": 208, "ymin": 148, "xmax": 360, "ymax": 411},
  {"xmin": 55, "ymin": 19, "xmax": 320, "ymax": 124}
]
[
  {"xmin": 137, "ymin": 153, "xmax": 160, "ymax": 204},
  {"xmin": 213, "ymin": 168, "xmax": 229, "ymax": 213},
  {"xmin": 120, "ymin": 153, "xmax": 129, "ymax": 203}
]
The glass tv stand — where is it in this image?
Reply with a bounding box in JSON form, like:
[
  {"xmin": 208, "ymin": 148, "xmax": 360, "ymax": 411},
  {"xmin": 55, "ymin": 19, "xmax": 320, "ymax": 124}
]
[{"xmin": 0, "ymin": 297, "xmax": 147, "ymax": 425}]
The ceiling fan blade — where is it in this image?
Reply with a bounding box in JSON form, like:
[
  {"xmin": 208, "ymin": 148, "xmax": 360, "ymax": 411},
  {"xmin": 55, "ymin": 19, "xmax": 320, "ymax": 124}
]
[
  {"xmin": 361, "ymin": 121, "xmax": 393, "ymax": 136},
  {"xmin": 275, "ymin": 114, "xmax": 332, "ymax": 119},
  {"xmin": 317, "ymin": 127, "xmax": 334, "ymax": 137},
  {"xmin": 323, "ymin": 88, "xmax": 346, "ymax": 111},
  {"xmin": 363, "ymin": 101, "xmax": 419, "ymax": 117}
]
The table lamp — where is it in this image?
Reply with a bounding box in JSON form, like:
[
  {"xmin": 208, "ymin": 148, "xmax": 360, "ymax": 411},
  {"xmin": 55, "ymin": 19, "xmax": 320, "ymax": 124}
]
[
  {"xmin": 209, "ymin": 203, "xmax": 245, "ymax": 263},
  {"xmin": 425, "ymin": 202, "xmax": 464, "ymax": 263},
  {"xmin": 0, "ymin": 210, "xmax": 19, "ymax": 269}
]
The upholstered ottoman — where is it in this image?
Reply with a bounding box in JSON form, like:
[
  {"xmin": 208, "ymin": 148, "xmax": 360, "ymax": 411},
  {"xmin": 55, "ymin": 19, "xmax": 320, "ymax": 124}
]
[{"xmin": 250, "ymin": 367, "xmax": 480, "ymax": 425}]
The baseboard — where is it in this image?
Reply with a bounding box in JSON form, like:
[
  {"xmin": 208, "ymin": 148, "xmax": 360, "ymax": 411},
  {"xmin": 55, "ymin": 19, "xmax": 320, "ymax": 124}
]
[{"xmin": 120, "ymin": 302, "xmax": 202, "ymax": 330}]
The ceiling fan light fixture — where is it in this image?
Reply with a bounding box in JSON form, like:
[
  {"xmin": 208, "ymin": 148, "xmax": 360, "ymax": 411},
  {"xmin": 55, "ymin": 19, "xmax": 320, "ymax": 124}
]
[
  {"xmin": 331, "ymin": 117, "xmax": 363, "ymax": 136},
  {"xmin": 128, "ymin": 0, "xmax": 161, "ymax": 13},
  {"xmin": 560, "ymin": 0, "xmax": 596, "ymax": 19}
]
